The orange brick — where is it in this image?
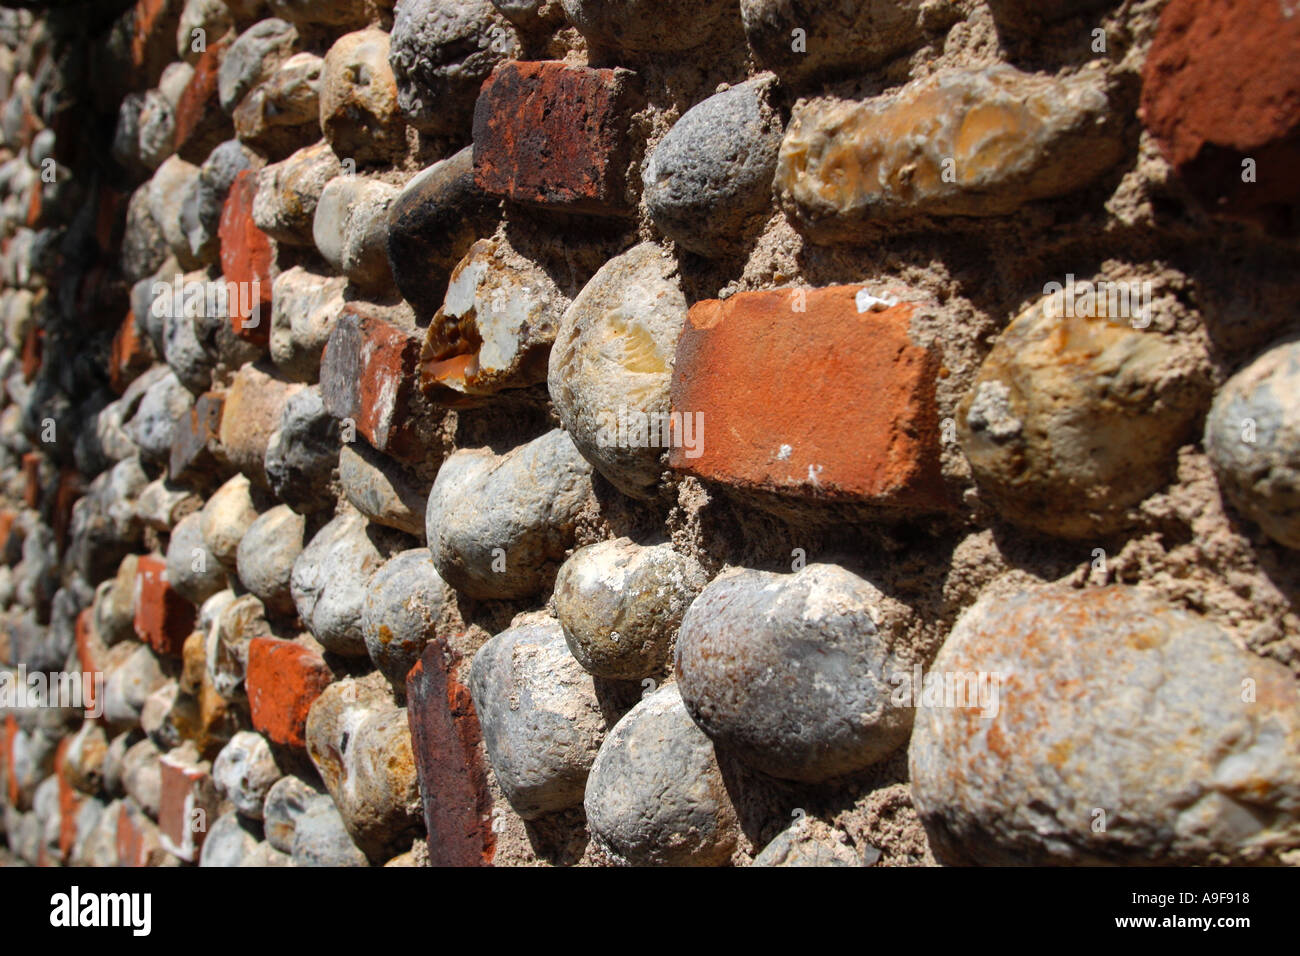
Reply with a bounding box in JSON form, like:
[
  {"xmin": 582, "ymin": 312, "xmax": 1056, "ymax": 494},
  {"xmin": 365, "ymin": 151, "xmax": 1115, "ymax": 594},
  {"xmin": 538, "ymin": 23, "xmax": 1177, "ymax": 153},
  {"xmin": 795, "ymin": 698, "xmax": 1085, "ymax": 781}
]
[
  {"xmin": 218, "ymin": 170, "xmax": 274, "ymax": 345},
  {"xmin": 247, "ymin": 638, "xmax": 333, "ymax": 749},
  {"xmin": 668, "ymin": 286, "xmax": 948, "ymax": 511},
  {"xmin": 158, "ymin": 754, "xmax": 219, "ymax": 862},
  {"xmin": 110, "ymin": 311, "xmax": 155, "ymax": 395},
  {"xmin": 320, "ymin": 310, "xmax": 424, "ymax": 461},
  {"xmin": 133, "ymin": 556, "xmax": 197, "ymax": 657}
]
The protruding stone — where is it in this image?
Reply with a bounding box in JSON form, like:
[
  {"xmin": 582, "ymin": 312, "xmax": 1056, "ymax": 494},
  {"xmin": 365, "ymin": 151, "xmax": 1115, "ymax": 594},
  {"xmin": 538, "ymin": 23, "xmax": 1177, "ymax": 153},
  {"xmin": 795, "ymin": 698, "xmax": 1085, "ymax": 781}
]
[
  {"xmin": 312, "ymin": 175, "xmax": 398, "ymax": 290},
  {"xmin": 269, "ymin": 266, "xmax": 346, "ymax": 382},
  {"xmin": 263, "ymin": 774, "xmax": 319, "ymax": 852},
  {"xmin": 253, "ymin": 140, "xmax": 341, "ymax": 247},
  {"xmin": 126, "ymin": 368, "xmax": 195, "ymax": 466},
  {"xmin": 165, "ymin": 511, "xmax": 226, "ymax": 606},
  {"xmin": 199, "ymin": 473, "xmax": 258, "ymax": 573},
  {"xmin": 645, "ymin": 76, "xmax": 782, "ymax": 256},
  {"xmin": 217, "ymin": 362, "xmax": 301, "ymax": 487},
  {"xmin": 388, "ymin": 0, "xmax": 519, "ymax": 135},
  {"xmin": 468, "ymin": 619, "xmax": 604, "ymax": 819},
  {"xmin": 265, "ymin": 386, "xmax": 341, "ymax": 513},
  {"xmin": 361, "ymin": 549, "xmax": 453, "ymax": 693},
  {"xmin": 291, "ymin": 510, "xmax": 392, "ymax": 656},
  {"xmin": 426, "ymin": 429, "xmax": 593, "ymax": 599},
  {"xmin": 958, "ymin": 295, "xmax": 1207, "ymax": 539},
  {"xmin": 292, "ymin": 793, "xmax": 369, "ymax": 866},
  {"xmin": 585, "ymin": 683, "xmax": 738, "ymax": 866},
  {"xmin": 677, "ymin": 564, "xmax": 913, "ymax": 782},
  {"xmin": 182, "ymin": 139, "xmax": 252, "ymax": 264},
  {"xmin": 554, "ymin": 538, "xmax": 705, "ymax": 680},
  {"xmin": 1205, "ymin": 339, "xmax": 1300, "ymax": 548},
  {"xmin": 218, "ymin": 18, "xmax": 298, "ymax": 114},
  {"xmin": 305, "ymin": 676, "xmax": 422, "ymax": 861},
  {"xmin": 197, "ymin": 809, "xmax": 259, "ymax": 865},
  {"xmin": 234, "ymin": 52, "xmax": 323, "ymax": 158},
  {"xmin": 547, "ymin": 242, "xmax": 686, "ymax": 498},
  {"xmin": 776, "ymin": 66, "xmax": 1125, "ymax": 242},
  {"xmin": 169, "ymin": 390, "xmax": 225, "ymax": 486},
  {"xmin": 319, "ymin": 29, "xmax": 405, "ymax": 165},
  {"xmin": 420, "ymin": 237, "xmax": 566, "ymax": 403},
  {"xmin": 385, "ymin": 147, "xmax": 496, "ymax": 316},
  {"xmin": 212, "ymin": 730, "xmax": 282, "ymax": 819},
  {"xmin": 207, "ymin": 591, "xmax": 271, "ymax": 700},
  {"xmin": 338, "ymin": 441, "xmax": 427, "ymax": 536},
  {"xmin": 236, "ymin": 504, "xmax": 305, "ymax": 616},
  {"xmin": 910, "ymin": 585, "xmax": 1300, "ymax": 865}
]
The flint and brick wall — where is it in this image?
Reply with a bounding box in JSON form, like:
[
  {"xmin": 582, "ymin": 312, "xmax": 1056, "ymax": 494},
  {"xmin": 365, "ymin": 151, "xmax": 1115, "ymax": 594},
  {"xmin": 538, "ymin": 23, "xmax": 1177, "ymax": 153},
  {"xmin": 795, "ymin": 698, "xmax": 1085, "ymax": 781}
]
[{"xmin": 0, "ymin": 0, "xmax": 1298, "ymax": 868}]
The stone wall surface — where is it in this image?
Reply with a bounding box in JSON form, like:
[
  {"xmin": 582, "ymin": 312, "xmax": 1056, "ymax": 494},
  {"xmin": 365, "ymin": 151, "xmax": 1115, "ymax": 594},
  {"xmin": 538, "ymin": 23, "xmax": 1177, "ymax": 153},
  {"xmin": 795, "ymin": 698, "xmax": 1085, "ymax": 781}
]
[{"xmin": 0, "ymin": 0, "xmax": 1297, "ymax": 868}]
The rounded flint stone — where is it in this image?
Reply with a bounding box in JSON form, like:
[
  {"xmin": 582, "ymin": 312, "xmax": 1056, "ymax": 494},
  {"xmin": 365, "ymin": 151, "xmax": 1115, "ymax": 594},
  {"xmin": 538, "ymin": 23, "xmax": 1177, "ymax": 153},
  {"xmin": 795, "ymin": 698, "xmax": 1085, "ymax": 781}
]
[
  {"xmin": 165, "ymin": 511, "xmax": 226, "ymax": 606},
  {"xmin": 1204, "ymin": 339, "xmax": 1300, "ymax": 549},
  {"xmin": 291, "ymin": 510, "xmax": 391, "ymax": 657},
  {"xmin": 212, "ymin": 730, "xmax": 282, "ymax": 819},
  {"xmin": 675, "ymin": 563, "xmax": 913, "ymax": 783},
  {"xmin": 361, "ymin": 549, "xmax": 454, "ymax": 693},
  {"xmin": 426, "ymin": 429, "xmax": 594, "ymax": 599},
  {"xmin": 644, "ymin": 76, "xmax": 783, "ymax": 256},
  {"xmin": 554, "ymin": 538, "xmax": 706, "ymax": 680},
  {"xmin": 585, "ymin": 682, "xmax": 739, "ymax": 866},
  {"xmin": 236, "ymin": 504, "xmax": 305, "ymax": 618},
  {"xmin": 468, "ymin": 619, "xmax": 605, "ymax": 819},
  {"xmin": 909, "ymin": 585, "xmax": 1300, "ymax": 865}
]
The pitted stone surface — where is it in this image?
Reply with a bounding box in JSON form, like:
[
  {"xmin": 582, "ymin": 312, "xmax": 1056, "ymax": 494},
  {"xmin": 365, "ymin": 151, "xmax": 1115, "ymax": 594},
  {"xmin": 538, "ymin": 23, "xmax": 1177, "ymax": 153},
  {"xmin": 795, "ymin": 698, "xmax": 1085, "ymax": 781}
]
[
  {"xmin": 910, "ymin": 586, "xmax": 1300, "ymax": 865},
  {"xmin": 468, "ymin": 619, "xmax": 604, "ymax": 819}
]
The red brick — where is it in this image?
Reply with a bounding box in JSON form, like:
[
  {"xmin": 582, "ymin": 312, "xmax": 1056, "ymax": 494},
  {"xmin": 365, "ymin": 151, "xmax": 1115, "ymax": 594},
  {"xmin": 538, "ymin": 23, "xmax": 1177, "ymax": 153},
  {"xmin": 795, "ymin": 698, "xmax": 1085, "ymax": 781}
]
[
  {"xmin": 110, "ymin": 310, "xmax": 156, "ymax": 395},
  {"xmin": 116, "ymin": 800, "xmax": 167, "ymax": 867},
  {"xmin": 1141, "ymin": 0, "xmax": 1300, "ymax": 233},
  {"xmin": 406, "ymin": 639, "xmax": 495, "ymax": 867},
  {"xmin": 174, "ymin": 41, "xmax": 231, "ymax": 163},
  {"xmin": 668, "ymin": 286, "xmax": 948, "ymax": 511},
  {"xmin": 473, "ymin": 60, "xmax": 641, "ymax": 216},
  {"xmin": 218, "ymin": 169, "xmax": 274, "ymax": 344},
  {"xmin": 2, "ymin": 714, "xmax": 17, "ymax": 809},
  {"xmin": 157, "ymin": 754, "xmax": 219, "ymax": 862},
  {"xmin": 0, "ymin": 511, "xmax": 14, "ymax": 562},
  {"xmin": 25, "ymin": 179, "xmax": 44, "ymax": 229},
  {"xmin": 20, "ymin": 323, "xmax": 41, "ymax": 382},
  {"xmin": 129, "ymin": 0, "xmax": 183, "ymax": 87},
  {"xmin": 52, "ymin": 467, "xmax": 83, "ymax": 556},
  {"xmin": 320, "ymin": 309, "xmax": 424, "ymax": 461},
  {"xmin": 75, "ymin": 609, "xmax": 106, "ymax": 723},
  {"xmin": 133, "ymin": 555, "xmax": 197, "ymax": 657},
  {"xmin": 54, "ymin": 739, "xmax": 80, "ymax": 862},
  {"xmin": 169, "ymin": 390, "xmax": 226, "ymax": 484},
  {"xmin": 247, "ymin": 637, "xmax": 333, "ymax": 749}
]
